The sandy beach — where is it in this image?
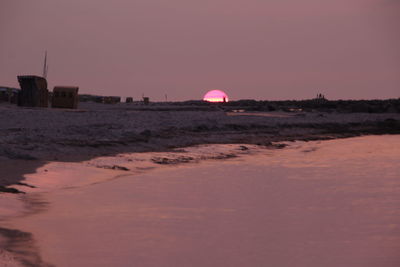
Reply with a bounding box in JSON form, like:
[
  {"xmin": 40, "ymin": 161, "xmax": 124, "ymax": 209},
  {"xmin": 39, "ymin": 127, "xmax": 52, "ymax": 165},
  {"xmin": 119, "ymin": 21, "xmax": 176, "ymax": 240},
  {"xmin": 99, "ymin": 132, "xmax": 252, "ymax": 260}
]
[
  {"xmin": 0, "ymin": 135, "xmax": 399, "ymax": 266},
  {"xmin": 2, "ymin": 0, "xmax": 400, "ymax": 264},
  {"xmin": 1, "ymin": 103, "xmax": 400, "ymax": 266},
  {"xmin": 1, "ymin": 102, "xmax": 400, "ymax": 191}
]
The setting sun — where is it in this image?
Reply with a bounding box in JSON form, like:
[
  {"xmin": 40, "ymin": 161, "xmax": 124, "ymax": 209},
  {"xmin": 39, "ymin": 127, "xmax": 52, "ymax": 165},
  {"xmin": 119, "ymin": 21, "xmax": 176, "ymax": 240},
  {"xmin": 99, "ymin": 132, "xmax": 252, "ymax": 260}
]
[{"xmin": 203, "ymin": 90, "xmax": 229, "ymax": 102}]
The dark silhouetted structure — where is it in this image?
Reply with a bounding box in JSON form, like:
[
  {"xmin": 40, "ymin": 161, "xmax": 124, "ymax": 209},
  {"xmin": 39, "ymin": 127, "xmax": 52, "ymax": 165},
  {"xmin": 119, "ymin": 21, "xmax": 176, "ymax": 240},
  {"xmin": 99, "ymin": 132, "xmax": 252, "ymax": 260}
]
[
  {"xmin": 103, "ymin": 96, "xmax": 121, "ymax": 104},
  {"xmin": 126, "ymin": 97, "xmax": 133, "ymax": 103},
  {"xmin": 52, "ymin": 86, "xmax": 79, "ymax": 109},
  {"xmin": 78, "ymin": 94, "xmax": 104, "ymax": 103},
  {"xmin": 143, "ymin": 97, "xmax": 149, "ymax": 105},
  {"xmin": 17, "ymin": 75, "xmax": 49, "ymax": 107},
  {"xmin": 0, "ymin": 87, "xmax": 19, "ymax": 104}
]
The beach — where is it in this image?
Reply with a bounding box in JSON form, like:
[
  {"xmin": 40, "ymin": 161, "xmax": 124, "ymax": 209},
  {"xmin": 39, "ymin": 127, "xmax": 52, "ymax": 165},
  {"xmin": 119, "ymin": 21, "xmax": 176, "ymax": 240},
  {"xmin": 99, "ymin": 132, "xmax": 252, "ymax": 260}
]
[
  {"xmin": 2, "ymin": 0, "xmax": 400, "ymax": 264},
  {"xmin": 0, "ymin": 135, "xmax": 399, "ymax": 266},
  {"xmin": 1, "ymin": 103, "xmax": 400, "ymax": 266},
  {"xmin": 1, "ymin": 102, "xmax": 400, "ymax": 191}
]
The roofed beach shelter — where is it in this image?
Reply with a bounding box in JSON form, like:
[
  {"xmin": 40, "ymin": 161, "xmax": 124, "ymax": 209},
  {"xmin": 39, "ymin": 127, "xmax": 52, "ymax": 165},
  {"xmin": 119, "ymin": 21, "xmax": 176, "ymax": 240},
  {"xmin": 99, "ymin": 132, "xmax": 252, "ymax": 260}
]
[
  {"xmin": 0, "ymin": 87, "xmax": 19, "ymax": 104},
  {"xmin": 52, "ymin": 86, "xmax": 79, "ymax": 109},
  {"xmin": 17, "ymin": 75, "xmax": 49, "ymax": 107}
]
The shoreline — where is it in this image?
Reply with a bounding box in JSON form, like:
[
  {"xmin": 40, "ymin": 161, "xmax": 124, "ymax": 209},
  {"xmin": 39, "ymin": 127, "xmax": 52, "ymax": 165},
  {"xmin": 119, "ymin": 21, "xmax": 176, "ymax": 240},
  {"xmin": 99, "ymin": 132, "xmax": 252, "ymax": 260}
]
[
  {"xmin": 1, "ymin": 104, "xmax": 400, "ymax": 266},
  {"xmin": 0, "ymin": 142, "xmax": 272, "ymax": 267},
  {"xmin": 0, "ymin": 128, "xmax": 396, "ymax": 194},
  {"xmin": 1, "ymin": 104, "xmax": 400, "ymax": 193},
  {"xmin": 2, "ymin": 128, "xmax": 399, "ymax": 193},
  {"xmin": 2, "ymin": 135, "xmax": 399, "ymax": 267}
]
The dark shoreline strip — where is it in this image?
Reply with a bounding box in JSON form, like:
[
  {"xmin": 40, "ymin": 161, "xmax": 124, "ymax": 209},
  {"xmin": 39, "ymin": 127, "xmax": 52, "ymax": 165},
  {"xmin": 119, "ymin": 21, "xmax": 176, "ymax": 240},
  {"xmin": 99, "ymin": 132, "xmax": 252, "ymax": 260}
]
[
  {"xmin": 1, "ymin": 119, "xmax": 400, "ymax": 193},
  {"xmin": 0, "ymin": 186, "xmax": 25, "ymax": 194}
]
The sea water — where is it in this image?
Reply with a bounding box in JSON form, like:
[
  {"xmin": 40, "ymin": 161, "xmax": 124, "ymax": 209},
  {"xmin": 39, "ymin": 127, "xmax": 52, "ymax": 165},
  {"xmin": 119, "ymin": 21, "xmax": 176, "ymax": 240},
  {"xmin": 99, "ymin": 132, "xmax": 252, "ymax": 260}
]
[{"xmin": 6, "ymin": 135, "xmax": 400, "ymax": 267}]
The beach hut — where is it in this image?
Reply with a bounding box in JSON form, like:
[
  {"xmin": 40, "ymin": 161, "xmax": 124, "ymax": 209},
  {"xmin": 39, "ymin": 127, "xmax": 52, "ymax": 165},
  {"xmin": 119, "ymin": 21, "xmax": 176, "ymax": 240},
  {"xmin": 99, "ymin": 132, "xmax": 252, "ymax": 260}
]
[
  {"xmin": 0, "ymin": 87, "xmax": 9, "ymax": 102},
  {"xmin": 94, "ymin": 96, "xmax": 104, "ymax": 103},
  {"xmin": 78, "ymin": 94, "xmax": 104, "ymax": 103},
  {"xmin": 9, "ymin": 88, "xmax": 19, "ymax": 104},
  {"xmin": 103, "ymin": 96, "xmax": 121, "ymax": 104},
  {"xmin": 17, "ymin": 75, "xmax": 49, "ymax": 107},
  {"xmin": 52, "ymin": 86, "xmax": 79, "ymax": 109},
  {"xmin": 0, "ymin": 87, "xmax": 18, "ymax": 103}
]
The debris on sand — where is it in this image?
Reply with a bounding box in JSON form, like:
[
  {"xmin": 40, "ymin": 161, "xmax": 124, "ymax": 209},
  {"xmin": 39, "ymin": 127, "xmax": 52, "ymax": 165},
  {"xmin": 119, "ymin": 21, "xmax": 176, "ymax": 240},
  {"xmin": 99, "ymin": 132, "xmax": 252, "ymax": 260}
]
[{"xmin": 96, "ymin": 165, "xmax": 130, "ymax": 171}]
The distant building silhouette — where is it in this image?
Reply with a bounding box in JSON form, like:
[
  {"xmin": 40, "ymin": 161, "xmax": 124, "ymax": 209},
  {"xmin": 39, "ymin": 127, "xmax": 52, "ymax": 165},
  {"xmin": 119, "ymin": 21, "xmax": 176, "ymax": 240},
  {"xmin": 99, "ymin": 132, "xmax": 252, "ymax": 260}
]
[
  {"xmin": 314, "ymin": 93, "xmax": 327, "ymax": 105},
  {"xmin": 103, "ymin": 96, "xmax": 121, "ymax": 104},
  {"xmin": 0, "ymin": 87, "xmax": 19, "ymax": 104}
]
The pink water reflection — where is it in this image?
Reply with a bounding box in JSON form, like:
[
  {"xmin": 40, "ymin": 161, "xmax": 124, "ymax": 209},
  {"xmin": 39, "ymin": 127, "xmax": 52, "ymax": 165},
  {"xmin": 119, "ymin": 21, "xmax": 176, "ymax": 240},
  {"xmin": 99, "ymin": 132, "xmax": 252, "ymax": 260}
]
[{"xmin": 9, "ymin": 135, "xmax": 400, "ymax": 267}]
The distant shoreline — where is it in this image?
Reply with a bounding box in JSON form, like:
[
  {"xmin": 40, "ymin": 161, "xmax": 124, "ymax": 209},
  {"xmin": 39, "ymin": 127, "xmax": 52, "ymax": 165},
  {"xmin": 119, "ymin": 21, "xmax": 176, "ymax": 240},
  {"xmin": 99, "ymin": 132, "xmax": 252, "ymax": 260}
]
[{"xmin": 1, "ymin": 102, "xmax": 400, "ymax": 193}]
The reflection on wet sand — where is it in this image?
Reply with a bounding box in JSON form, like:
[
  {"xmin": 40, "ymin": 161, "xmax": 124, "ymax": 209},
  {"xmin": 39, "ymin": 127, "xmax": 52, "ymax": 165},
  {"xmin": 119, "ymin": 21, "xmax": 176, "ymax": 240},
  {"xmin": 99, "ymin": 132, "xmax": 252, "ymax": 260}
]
[
  {"xmin": 1, "ymin": 194, "xmax": 51, "ymax": 267},
  {"xmin": 0, "ymin": 227, "xmax": 53, "ymax": 267},
  {"xmin": 3, "ymin": 135, "xmax": 400, "ymax": 267}
]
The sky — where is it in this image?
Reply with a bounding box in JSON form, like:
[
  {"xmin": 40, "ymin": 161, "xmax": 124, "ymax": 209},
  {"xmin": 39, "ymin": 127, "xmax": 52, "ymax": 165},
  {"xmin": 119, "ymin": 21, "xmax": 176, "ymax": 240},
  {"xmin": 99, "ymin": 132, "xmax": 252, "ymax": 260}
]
[{"xmin": 0, "ymin": 0, "xmax": 399, "ymax": 101}]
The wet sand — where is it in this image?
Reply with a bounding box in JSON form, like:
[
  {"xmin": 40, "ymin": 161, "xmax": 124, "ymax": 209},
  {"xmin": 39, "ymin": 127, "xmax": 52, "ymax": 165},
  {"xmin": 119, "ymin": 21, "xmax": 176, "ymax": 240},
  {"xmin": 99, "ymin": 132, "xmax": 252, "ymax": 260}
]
[{"xmin": 3, "ymin": 135, "xmax": 400, "ymax": 266}]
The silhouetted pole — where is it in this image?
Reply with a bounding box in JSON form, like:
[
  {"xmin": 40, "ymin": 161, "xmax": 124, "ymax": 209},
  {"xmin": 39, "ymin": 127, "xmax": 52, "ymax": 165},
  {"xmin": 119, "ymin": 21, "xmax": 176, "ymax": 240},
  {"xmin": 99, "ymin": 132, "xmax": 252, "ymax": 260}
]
[{"xmin": 43, "ymin": 51, "xmax": 49, "ymax": 79}]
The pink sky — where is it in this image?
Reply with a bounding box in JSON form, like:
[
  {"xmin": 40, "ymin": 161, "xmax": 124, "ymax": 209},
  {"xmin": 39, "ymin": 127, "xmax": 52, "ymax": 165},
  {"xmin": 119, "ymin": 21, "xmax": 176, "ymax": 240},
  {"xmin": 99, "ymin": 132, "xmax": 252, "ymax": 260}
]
[{"xmin": 0, "ymin": 0, "xmax": 399, "ymax": 101}]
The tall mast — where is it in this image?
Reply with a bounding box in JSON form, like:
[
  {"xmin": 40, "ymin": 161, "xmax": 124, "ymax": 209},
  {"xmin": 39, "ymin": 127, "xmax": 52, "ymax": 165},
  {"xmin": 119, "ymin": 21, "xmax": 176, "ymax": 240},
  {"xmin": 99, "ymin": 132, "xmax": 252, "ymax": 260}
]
[{"xmin": 42, "ymin": 51, "xmax": 48, "ymax": 79}]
